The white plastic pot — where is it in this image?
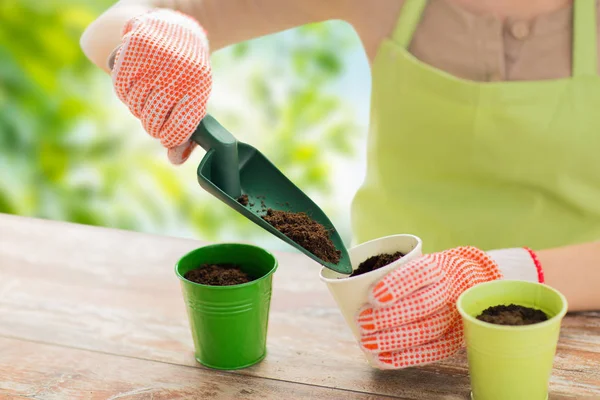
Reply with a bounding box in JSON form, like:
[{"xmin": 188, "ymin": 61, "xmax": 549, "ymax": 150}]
[{"xmin": 320, "ymin": 234, "xmax": 423, "ymax": 365}]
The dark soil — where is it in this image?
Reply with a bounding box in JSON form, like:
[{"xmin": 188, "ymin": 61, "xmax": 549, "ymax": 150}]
[
  {"xmin": 237, "ymin": 195, "xmax": 249, "ymax": 206},
  {"xmin": 262, "ymin": 209, "xmax": 341, "ymax": 264},
  {"xmin": 349, "ymin": 252, "xmax": 404, "ymax": 277},
  {"xmin": 477, "ymin": 304, "xmax": 548, "ymax": 326},
  {"xmin": 184, "ymin": 264, "xmax": 253, "ymax": 286}
]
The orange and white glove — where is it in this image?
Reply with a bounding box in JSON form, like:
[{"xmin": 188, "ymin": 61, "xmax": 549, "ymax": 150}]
[
  {"xmin": 111, "ymin": 9, "xmax": 212, "ymax": 164},
  {"xmin": 356, "ymin": 246, "xmax": 544, "ymax": 369}
]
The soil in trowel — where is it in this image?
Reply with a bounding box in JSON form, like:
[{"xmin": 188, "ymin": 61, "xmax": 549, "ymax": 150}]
[
  {"xmin": 477, "ymin": 304, "xmax": 548, "ymax": 326},
  {"xmin": 237, "ymin": 194, "xmax": 249, "ymax": 206},
  {"xmin": 349, "ymin": 252, "xmax": 404, "ymax": 277},
  {"xmin": 184, "ymin": 264, "xmax": 253, "ymax": 286},
  {"xmin": 262, "ymin": 209, "xmax": 341, "ymax": 264}
]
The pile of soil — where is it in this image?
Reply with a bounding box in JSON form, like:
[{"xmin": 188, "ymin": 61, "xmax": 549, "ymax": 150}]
[
  {"xmin": 262, "ymin": 209, "xmax": 341, "ymax": 264},
  {"xmin": 237, "ymin": 194, "xmax": 249, "ymax": 206},
  {"xmin": 184, "ymin": 264, "xmax": 253, "ymax": 286},
  {"xmin": 349, "ymin": 252, "xmax": 404, "ymax": 277},
  {"xmin": 476, "ymin": 304, "xmax": 548, "ymax": 326}
]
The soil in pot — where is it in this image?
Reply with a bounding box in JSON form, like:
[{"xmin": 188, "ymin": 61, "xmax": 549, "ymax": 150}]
[
  {"xmin": 476, "ymin": 304, "xmax": 548, "ymax": 326},
  {"xmin": 262, "ymin": 208, "xmax": 341, "ymax": 264},
  {"xmin": 184, "ymin": 264, "xmax": 254, "ymax": 286},
  {"xmin": 349, "ymin": 252, "xmax": 404, "ymax": 277}
]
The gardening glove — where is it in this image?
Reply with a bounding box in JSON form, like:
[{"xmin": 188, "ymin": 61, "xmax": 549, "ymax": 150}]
[
  {"xmin": 356, "ymin": 246, "xmax": 544, "ymax": 369},
  {"xmin": 110, "ymin": 9, "xmax": 212, "ymax": 164}
]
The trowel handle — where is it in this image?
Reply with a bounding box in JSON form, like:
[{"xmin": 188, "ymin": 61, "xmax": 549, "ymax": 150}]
[{"xmin": 191, "ymin": 115, "xmax": 242, "ymax": 198}]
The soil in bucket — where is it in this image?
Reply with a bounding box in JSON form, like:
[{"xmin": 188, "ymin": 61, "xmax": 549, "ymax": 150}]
[
  {"xmin": 349, "ymin": 252, "xmax": 404, "ymax": 278},
  {"xmin": 262, "ymin": 208, "xmax": 341, "ymax": 264},
  {"xmin": 184, "ymin": 264, "xmax": 254, "ymax": 286},
  {"xmin": 476, "ymin": 304, "xmax": 548, "ymax": 326}
]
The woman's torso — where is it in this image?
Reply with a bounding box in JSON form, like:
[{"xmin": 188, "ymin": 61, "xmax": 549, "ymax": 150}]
[{"xmin": 351, "ymin": 0, "xmax": 600, "ymax": 251}]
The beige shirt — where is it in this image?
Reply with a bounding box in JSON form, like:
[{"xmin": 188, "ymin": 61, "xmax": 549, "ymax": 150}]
[
  {"xmin": 87, "ymin": 0, "xmax": 595, "ymax": 81},
  {"xmin": 406, "ymin": 0, "xmax": 598, "ymax": 81}
]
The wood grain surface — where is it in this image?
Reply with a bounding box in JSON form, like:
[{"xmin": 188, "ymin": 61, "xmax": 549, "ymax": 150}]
[
  {"xmin": 0, "ymin": 337, "xmax": 389, "ymax": 399},
  {"xmin": 0, "ymin": 214, "xmax": 598, "ymax": 399}
]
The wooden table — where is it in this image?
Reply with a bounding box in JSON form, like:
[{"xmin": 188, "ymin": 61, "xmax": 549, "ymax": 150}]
[{"xmin": 0, "ymin": 214, "xmax": 599, "ymax": 399}]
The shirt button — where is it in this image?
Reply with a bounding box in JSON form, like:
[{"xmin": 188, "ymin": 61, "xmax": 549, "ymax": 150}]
[{"xmin": 511, "ymin": 21, "xmax": 530, "ymax": 40}]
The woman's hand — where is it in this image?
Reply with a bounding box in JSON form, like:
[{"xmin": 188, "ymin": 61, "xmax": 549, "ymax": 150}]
[
  {"xmin": 356, "ymin": 247, "xmax": 503, "ymax": 369},
  {"xmin": 81, "ymin": 0, "xmax": 350, "ymax": 164},
  {"xmin": 111, "ymin": 9, "xmax": 212, "ymax": 164},
  {"xmin": 356, "ymin": 245, "xmax": 548, "ymax": 369}
]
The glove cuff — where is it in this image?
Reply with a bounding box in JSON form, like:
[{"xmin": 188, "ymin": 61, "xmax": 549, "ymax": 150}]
[{"xmin": 487, "ymin": 247, "xmax": 544, "ymax": 283}]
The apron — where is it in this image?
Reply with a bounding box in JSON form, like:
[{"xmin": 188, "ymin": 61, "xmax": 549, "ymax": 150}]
[{"xmin": 351, "ymin": 0, "xmax": 600, "ymax": 252}]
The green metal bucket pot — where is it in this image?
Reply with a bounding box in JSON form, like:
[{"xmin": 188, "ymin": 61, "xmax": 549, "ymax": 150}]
[
  {"xmin": 457, "ymin": 280, "xmax": 568, "ymax": 400},
  {"xmin": 175, "ymin": 243, "xmax": 278, "ymax": 370}
]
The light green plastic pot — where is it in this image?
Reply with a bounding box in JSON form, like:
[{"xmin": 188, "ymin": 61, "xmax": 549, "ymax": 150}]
[
  {"xmin": 457, "ymin": 280, "xmax": 568, "ymax": 400},
  {"xmin": 175, "ymin": 243, "xmax": 277, "ymax": 370}
]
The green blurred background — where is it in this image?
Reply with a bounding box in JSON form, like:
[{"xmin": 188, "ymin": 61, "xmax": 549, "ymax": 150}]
[{"xmin": 0, "ymin": 0, "xmax": 370, "ymax": 250}]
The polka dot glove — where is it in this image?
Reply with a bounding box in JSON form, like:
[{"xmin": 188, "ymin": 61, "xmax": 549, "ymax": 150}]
[
  {"xmin": 111, "ymin": 9, "xmax": 212, "ymax": 164},
  {"xmin": 356, "ymin": 247, "xmax": 503, "ymax": 369}
]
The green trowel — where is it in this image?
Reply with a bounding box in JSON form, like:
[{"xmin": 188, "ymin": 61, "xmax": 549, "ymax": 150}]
[{"xmin": 190, "ymin": 115, "xmax": 352, "ymax": 274}]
